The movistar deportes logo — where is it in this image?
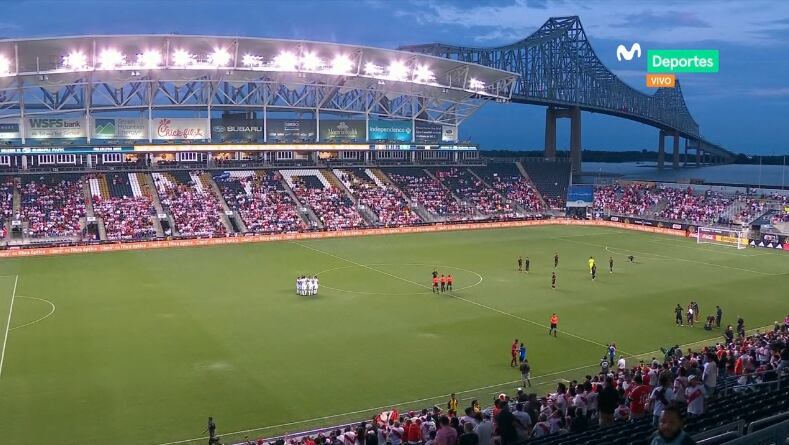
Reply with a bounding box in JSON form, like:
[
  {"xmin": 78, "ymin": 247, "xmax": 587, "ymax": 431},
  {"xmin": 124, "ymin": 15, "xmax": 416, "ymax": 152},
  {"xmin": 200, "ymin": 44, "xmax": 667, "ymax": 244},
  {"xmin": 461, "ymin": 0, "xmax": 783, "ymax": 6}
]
[{"xmin": 616, "ymin": 43, "xmax": 642, "ymax": 61}]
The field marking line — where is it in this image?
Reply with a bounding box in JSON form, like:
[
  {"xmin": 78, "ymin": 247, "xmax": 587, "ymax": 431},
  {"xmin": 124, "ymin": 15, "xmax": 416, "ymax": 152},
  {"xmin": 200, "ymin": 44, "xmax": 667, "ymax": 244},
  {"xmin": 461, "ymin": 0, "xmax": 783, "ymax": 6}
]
[
  {"xmin": 9, "ymin": 296, "xmax": 56, "ymax": 331},
  {"xmin": 557, "ymin": 236, "xmax": 781, "ymax": 276},
  {"xmin": 292, "ymin": 241, "xmax": 628, "ymax": 356},
  {"xmin": 640, "ymin": 238, "xmax": 771, "ymax": 258},
  {"xmin": 153, "ymin": 323, "xmax": 776, "ymax": 445},
  {"xmin": 0, "ymin": 274, "xmax": 18, "ymax": 379}
]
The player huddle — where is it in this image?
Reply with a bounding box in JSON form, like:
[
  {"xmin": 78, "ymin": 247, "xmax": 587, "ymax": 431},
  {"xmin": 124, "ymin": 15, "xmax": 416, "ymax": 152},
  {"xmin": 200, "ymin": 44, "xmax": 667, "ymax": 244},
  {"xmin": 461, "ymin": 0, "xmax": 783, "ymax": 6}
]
[{"xmin": 296, "ymin": 275, "xmax": 319, "ymax": 296}]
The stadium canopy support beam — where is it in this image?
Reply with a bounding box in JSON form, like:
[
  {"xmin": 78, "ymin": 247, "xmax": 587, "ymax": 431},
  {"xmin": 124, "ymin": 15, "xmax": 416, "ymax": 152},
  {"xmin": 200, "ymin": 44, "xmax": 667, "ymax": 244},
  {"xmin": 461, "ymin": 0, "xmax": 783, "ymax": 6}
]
[
  {"xmin": 544, "ymin": 107, "xmax": 557, "ymax": 159},
  {"xmin": 672, "ymin": 131, "xmax": 680, "ymax": 169},
  {"xmin": 696, "ymin": 148, "xmax": 701, "ymax": 167},
  {"xmin": 658, "ymin": 130, "xmax": 666, "ymax": 169}
]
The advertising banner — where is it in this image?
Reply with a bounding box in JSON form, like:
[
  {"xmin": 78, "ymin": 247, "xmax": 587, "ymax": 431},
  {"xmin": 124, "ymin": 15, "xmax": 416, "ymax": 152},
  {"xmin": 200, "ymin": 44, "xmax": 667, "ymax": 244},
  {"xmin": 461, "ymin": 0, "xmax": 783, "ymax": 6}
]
[
  {"xmin": 0, "ymin": 146, "xmax": 132, "ymax": 155},
  {"xmin": 414, "ymin": 121, "xmax": 443, "ymax": 144},
  {"xmin": 93, "ymin": 118, "xmax": 148, "ymax": 140},
  {"xmin": 566, "ymin": 185, "xmax": 594, "ymax": 207},
  {"xmin": 0, "ymin": 121, "xmax": 21, "ymax": 139},
  {"xmin": 267, "ymin": 119, "xmax": 317, "ymax": 143},
  {"xmin": 748, "ymin": 233, "xmax": 786, "ymax": 250},
  {"xmin": 442, "ymin": 125, "xmax": 458, "ymax": 142},
  {"xmin": 319, "ymin": 120, "xmax": 365, "ymax": 142},
  {"xmin": 153, "ymin": 118, "xmax": 208, "ymax": 140},
  {"xmin": 605, "ymin": 215, "xmax": 689, "ymax": 232},
  {"xmin": 211, "ymin": 118, "xmax": 263, "ymax": 142},
  {"xmin": 368, "ymin": 119, "xmax": 413, "ymax": 142},
  {"xmin": 26, "ymin": 117, "xmax": 86, "ymax": 139}
]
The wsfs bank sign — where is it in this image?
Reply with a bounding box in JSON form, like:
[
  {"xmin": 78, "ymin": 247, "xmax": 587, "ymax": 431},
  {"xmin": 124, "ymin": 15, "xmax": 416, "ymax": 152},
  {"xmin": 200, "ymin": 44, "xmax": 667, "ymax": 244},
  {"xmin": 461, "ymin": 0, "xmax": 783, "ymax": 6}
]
[{"xmin": 26, "ymin": 118, "xmax": 86, "ymax": 139}]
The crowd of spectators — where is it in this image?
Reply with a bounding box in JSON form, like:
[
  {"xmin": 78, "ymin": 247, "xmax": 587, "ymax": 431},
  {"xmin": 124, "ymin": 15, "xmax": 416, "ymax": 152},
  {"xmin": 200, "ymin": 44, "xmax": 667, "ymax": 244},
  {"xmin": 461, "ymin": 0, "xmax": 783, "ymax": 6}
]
[
  {"xmin": 433, "ymin": 168, "xmax": 515, "ymax": 217},
  {"xmin": 154, "ymin": 173, "xmax": 227, "ymax": 237},
  {"xmin": 386, "ymin": 169, "xmax": 466, "ymax": 219},
  {"xmin": 732, "ymin": 195, "xmax": 767, "ymax": 224},
  {"xmin": 214, "ymin": 172, "xmax": 305, "ymax": 233},
  {"xmin": 654, "ymin": 188, "xmax": 734, "ymax": 225},
  {"xmin": 20, "ymin": 175, "xmax": 86, "ymax": 238},
  {"xmin": 92, "ymin": 195, "xmax": 158, "ymax": 240},
  {"xmin": 290, "ymin": 177, "xmax": 365, "ymax": 231},
  {"xmin": 336, "ymin": 170, "xmax": 421, "ymax": 227},
  {"xmin": 594, "ymin": 183, "xmax": 660, "ymax": 216},
  {"xmin": 486, "ymin": 174, "xmax": 543, "ymax": 213},
  {"xmin": 0, "ymin": 178, "xmax": 14, "ymax": 221}
]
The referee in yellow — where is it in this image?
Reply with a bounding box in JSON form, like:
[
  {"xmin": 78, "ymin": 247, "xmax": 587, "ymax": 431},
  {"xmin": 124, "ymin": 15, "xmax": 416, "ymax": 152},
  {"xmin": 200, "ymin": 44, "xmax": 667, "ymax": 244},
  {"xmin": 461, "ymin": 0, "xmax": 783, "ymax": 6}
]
[{"xmin": 588, "ymin": 256, "xmax": 596, "ymax": 274}]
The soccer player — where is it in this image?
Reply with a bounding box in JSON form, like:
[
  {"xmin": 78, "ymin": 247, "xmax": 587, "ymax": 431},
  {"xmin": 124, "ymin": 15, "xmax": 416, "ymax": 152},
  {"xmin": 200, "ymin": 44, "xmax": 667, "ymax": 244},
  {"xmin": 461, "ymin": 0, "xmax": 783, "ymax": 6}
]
[
  {"xmin": 309, "ymin": 277, "xmax": 316, "ymax": 296},
  {"xmin": 447, "ymin": 274, "xmax": 453, "ymax": 291},
  {"xmin": 687, "ymin": 304, "xmax": 694, "ymax": 326},
  {"xmin": 675, "ymin": 304, "xmax": 683, "ymax": 326},
  {"xmin": 207, "ymin": 417, "xmax": 217, "ymax": 439},
  {"xmin": 588, "ymin": 256, "xmax": 595, "ymax": 274},
  {"xmin": 313, "ymin": 276, "xmax": 319, "ymax": 295},
  {"xmin": 518, "ymin": 342, "xmax": 526, "ymax": 364},
  {"xmin": 628, "ymin": 255, "xmax": 635, "ymax": 262},
  {"xmin": 591, "ymin": 264, "xmax": 597, "ymax": 280},
  {"xmin": 549, "ymin": 314, "xmax": 558, "ymax": 337},
  {"xmin": 432, "ymin": 274, "xmax": 439, "ymax": 293},
  {"xmin": 524, "ymin": 256, "xmax": 530, "ymax": 273},
  {"xmin": 715, "ymin": 305, "xmax": 722, "ymax": 328},
  {"xmin": 518, "ymin": 256, "xmax": 523, "ymax": 271},
  {"xmin": 609, "ymin": 256, "xmax": 614, "ymax": 273},
  {"xmin": 297, "ymin": 276, "xmax": 303, "ymax": 296},
  {"xmin": 510, "ymin": 339, "xmax": 519, "ymax": 367},
  {"xmin": 440, "ymin": 274, "xmax": 446, "ymax": 293},
  {"xmin": 554, "ymin": 252, "xmax": 559, "ymax": 268},
  {"xmin": 551, "ymin": 272, "xmax": 556, "ymax": 289}
]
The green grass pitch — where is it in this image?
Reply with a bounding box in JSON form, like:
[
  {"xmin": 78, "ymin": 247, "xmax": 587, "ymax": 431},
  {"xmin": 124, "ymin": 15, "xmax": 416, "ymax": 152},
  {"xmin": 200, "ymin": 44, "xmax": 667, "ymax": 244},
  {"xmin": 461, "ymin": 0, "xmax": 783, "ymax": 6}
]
[{"xmin": 0, "ymin": 225, "xmax": 787, "ymax": 445}]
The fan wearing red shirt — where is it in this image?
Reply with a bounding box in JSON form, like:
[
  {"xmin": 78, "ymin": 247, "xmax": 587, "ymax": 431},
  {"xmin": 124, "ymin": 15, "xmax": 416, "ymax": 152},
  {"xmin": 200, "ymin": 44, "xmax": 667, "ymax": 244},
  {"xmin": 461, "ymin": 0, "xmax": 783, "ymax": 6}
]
[
  {"xmin": 628, "ymin": 375, "xmax": 651, "ymax": 421},
  {"xmin": 405, "ymin": 418, "xmax": 422, "ymax": 445},
  {"xmin": 511, "ymin": 339, "xmax": 519, "ymax": 367}
]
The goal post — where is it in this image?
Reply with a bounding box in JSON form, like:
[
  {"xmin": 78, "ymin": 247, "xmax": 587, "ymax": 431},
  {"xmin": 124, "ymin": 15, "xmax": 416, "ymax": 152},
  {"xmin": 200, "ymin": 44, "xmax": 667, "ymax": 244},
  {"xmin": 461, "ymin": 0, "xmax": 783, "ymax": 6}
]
[{"xmin": 696, "ymin": 226, "xmax": 748, "ymax": 249}]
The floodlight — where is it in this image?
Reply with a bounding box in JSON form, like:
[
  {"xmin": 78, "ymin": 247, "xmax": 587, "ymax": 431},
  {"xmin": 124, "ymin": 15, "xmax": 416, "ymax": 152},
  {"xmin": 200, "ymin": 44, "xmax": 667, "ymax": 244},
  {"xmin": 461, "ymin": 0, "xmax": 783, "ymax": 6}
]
[
  {"xmin": 301, "ymin": 52, "xmax": 321, "ymax": 71},
  {"xmin": 63, "ymin": 51, "xmax": 88, "ymax": 70},
  {"xmin": 209, "ymin": 48, "xmax": 232, "ymax": 67},
  {"xmin": 242, "ymin": 54, "xmax": 262, "ymax": 67},
  {"xmin": 172, "ymin": 49, "xmax": 193, "ymax": 67},
  {"xmin": 387, "ymin": 61, "xmax": 408, "ymax": 81},
  {"xmin": 364, "ymin": 62, "xmax": 383, "ymax": 76},
  {"xmin": 330, "ymin": 54, "xmax": 354, "ymax": 74},
  {"xmin": 469, "ymin": 78, "xmax": 486, "ymax": 90},
  {"xmin": 98, "ymin": 49, "xmax": 125, "ymax": 69},
  {"xmin": 274, "ymin": 51, "xmax": 298, "ymax": 71},
  {"xmin": 138, "ymin": 50, "xmax": 162, "ymax": 68},
  {"xmin": 0, "ymin": 56, "xmax": 10, "ymax": 75},
  {"xmin": 413, "ymin": 65, "xmax": 434, "ymax": 83}
]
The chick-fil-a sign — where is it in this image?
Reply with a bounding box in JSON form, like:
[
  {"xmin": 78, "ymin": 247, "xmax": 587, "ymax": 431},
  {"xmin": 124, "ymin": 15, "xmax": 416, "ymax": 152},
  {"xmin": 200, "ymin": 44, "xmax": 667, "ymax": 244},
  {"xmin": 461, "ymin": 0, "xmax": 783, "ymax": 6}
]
[{"xmin": 155, "ymin": 118, "xmax": 208, "ymax": 140}]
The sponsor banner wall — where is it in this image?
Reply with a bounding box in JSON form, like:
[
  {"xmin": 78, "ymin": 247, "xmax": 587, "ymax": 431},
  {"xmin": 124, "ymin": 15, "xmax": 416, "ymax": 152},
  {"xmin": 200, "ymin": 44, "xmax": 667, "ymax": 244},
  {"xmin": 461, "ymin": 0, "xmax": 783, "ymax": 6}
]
[
  {"xmin": 267, "ymin": 119, "xmax": 317, "ymax": 142},
  {"xmin": 749, "ymin": 233, "xmax": 787, "ymax": 250},
  {"xmin": 0, "ymin": 218, "xmax": 692, "ymax": 258},
  {"xmin": 154, "ymin": 118, "xmax": 208, "ymax": 140},
  {"xmin": 368, "ymin": 119, "xmax": 413, "ymax": 142},
  {"xmin": 93, "ymin": 118, "xmax": 148, "ymax": 140},
  {"xmin": 211, "ymin": 118, "xmax": 263, "ymax": 142},
  {"xmin": 319, "ymin": 120, "xmax": 365, "ymax": 142},
  {"xmin": 26, "ymin": 117, "xmax": 86, "ymax": 139},
  {"xmin": 442, "ymin": 125, "xmax": 458, "ymax": 142},
  {"xmin": 0, "ymin": 146, "xmax": 132, "ymax": 155},
  {"xmin": 605, "ymin": 215, "xmax": 690, "ymax": 232},
  {"xmin": 414, "ymin": 121, "xmax": 443, "ymax": 144},
  {"xmin": 0, "ymin": 120, "xmax": 21, "ymax": 139}
]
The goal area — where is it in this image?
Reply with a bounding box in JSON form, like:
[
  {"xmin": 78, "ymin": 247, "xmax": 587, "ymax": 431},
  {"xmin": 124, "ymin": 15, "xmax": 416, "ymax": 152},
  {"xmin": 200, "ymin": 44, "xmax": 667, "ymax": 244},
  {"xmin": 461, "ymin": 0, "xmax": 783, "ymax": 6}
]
[{"xmin": 696, "ymin": 226, "xmax": 748, "ymax": 249}]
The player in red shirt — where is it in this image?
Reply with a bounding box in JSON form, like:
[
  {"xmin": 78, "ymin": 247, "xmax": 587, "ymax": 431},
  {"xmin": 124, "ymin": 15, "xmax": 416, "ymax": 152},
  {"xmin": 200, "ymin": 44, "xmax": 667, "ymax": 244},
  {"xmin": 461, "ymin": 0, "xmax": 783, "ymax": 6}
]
[
  {"xmin": 549, "ymin": 314, "xmax": 559, "ymax": 337},
  {"xmin": 511, "ymin": 339, "xmax": 519, "ymax": 367},
  {"xmin": 440, "ymin": 274, "xmax": 446, "ymax": 293},
  {"xmin": 627, "ymin": 375, "xmax": 650, "ymax": 421},
  {"xmin": 432, "ymin": 275, "xmax": 439, "ymax": 293},
  {"xmin": 446, "ymin": 274, "xmax": 453, "ymax": 291}
]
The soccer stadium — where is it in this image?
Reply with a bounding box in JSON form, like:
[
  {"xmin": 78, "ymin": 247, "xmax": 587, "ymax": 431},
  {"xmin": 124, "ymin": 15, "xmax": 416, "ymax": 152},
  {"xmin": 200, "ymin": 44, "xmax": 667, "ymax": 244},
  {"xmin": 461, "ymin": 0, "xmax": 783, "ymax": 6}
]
[{"xmin": 0, "ymin": 3, "xmax": 788, "ymax": 445}]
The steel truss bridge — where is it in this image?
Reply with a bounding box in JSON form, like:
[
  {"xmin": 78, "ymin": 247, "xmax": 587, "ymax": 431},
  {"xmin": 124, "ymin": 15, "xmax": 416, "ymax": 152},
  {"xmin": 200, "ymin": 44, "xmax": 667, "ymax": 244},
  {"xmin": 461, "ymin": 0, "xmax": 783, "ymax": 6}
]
[
  {"xmin": 401, "ymin": 16, "xmax": 734, "ymax": 172},
  {"xmin": 0, "ymin": 35, "xmax": 516, "ymax": 143}
]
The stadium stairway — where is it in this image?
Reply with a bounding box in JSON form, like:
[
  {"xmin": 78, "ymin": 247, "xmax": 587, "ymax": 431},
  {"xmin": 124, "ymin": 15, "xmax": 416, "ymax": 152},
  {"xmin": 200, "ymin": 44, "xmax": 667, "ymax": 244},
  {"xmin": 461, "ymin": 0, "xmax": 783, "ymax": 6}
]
[
  {"xmin": 12, "ymin": 178, "xmax": 20, "ymax": 216},
  {"xmin": 513, "ymin": 161, "xmax": 549, "ymax": 210},
  {"xmin": 201, "ymin": 171, "xmax": 246, "ymax": 233},
  {"xmin": 331, "ymin": 169, "xmax": 381, "ymax": 226},
  {"xmin": 146, "ymin": 173, "xmax": 178, "ymax": 236},
  {"xmin": 81, "ymin": 177, "xmax": 107, "ymax": 241}
]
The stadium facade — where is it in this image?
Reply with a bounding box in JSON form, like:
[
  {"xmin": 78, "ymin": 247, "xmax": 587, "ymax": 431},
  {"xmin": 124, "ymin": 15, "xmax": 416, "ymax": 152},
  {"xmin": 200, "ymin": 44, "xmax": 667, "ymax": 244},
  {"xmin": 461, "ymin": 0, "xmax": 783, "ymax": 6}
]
[{"xmin": 0, "ymin": 35, "xmax": 517, "ymax": 169}]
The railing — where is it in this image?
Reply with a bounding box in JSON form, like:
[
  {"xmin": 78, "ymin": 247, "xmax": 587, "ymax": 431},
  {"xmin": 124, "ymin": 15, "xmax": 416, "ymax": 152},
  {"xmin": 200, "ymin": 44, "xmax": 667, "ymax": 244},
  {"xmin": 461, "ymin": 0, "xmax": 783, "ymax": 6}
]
[{"xmin": 722, "ymin": 418, "xmax": 789, "ymax": 444}]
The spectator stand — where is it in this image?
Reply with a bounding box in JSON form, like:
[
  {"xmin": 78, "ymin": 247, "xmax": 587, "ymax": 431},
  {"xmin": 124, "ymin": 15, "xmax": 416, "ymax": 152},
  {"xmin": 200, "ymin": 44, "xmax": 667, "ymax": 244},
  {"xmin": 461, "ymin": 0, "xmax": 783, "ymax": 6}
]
[
  {"xmin": 472, "ymin": 163, "xmax": 546, "ymax": 214},
  {"xmin": 19, "ymin": 173, "xmax": 87, "ymax": 242},
  {"xmin": 519, "ymin": 159, "xmax": 571, "ymax": 211},
  {"xmin": 91, "ymin": 173, "xmax": 159, "ymax": 241},
  {"xmin": 280, "ymin": 169, "xmax": 365, "ymax": 231},
  {"xmin": 383, "ymin": 167, "xmax": 468, "ymax": 222},
  {"xmin": 152, "ymin": 171, "xmax": 228, "ymax": 238},
  {"xmin": 332, "ymin": 168, "xmax": 421, "ymax": 227}
]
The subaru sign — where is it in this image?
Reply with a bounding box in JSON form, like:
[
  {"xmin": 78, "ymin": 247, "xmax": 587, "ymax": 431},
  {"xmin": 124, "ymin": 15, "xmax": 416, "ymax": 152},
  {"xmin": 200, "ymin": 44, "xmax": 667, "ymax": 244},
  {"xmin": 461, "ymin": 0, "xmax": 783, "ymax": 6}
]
[{"xmin": 211, "ymin": 118, "xmax": 263, "ymax": 142}]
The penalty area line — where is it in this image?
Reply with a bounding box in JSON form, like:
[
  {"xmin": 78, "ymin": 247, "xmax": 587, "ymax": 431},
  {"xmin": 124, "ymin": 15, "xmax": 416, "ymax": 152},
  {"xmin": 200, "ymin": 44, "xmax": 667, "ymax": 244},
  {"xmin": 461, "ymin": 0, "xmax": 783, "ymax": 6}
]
[{"xmin": 291, "ymin": 241, "xmax": 627, "ymax": 355}]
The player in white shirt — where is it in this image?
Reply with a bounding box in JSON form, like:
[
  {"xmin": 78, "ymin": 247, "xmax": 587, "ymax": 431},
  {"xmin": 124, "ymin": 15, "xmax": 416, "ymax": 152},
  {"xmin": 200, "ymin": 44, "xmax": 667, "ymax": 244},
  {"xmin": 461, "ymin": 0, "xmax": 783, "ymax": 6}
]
[
  {"xmin": 308, "ymin": 278, "xmax": 316, "ymax": 296},
  {"xmin": 296, "ymin": 277, "xmax": 302, "ymax": 295},
  {"xmin": 313, "ymin": 276, "xmax": 319, "ymax": 295}
]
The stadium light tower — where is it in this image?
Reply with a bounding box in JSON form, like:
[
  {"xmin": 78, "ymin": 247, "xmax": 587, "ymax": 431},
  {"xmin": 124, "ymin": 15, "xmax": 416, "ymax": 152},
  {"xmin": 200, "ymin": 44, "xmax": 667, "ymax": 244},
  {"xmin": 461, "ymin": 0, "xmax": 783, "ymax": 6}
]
[
  {"xmin": 468, "ymin": 78, "xmax": 486, "ymax": 91},
  {"xmin": 242, "ymin": 54, "xmax": 262, "ymax": 67},
  {"xmin": 0, "ymin": 56, "xmax": 11, "ymax": 75},
  {"xmin": 98, "ymin": 49, "xmax": 125, "ymax": 70},
  {"xmin": 63, "ymin": 51, "xmax": 88, "ymax": 70},
  {"xmin": 387, "ymin": 61, "xmax": 408, "ymax": 81},
  {"xmin": 137, "ymin": 50, "xmax": 162, "ymax": 68},
  {"xmin": 413, "ymin": 65, "xmax": 434, "ymax": 83},
  {"xmin": 172, "ymin": 49, "xmax": 193, "ymax": 67},
  {"xmin": 301, "ymin": 52, "xmax": 321, "ymax": 71},
  {"xmin": 209, "ymin": 48, "xmax": 232, "ymax": 67},
  {"xmin": 274, "ymin": 51, "xmax": 298, "ymax": 71},
  {"xmin": 330, "ymin": 54, "xmax": 354, "ymax": 75},
  {"xmin": 364, "ymin": 62, "xmax": 383, "ymax": 76}
]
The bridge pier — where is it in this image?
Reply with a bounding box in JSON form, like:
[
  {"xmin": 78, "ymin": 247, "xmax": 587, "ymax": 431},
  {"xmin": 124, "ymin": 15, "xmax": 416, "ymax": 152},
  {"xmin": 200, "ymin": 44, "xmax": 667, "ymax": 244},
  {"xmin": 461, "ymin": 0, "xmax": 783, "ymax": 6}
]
[
  {"xmin": 544, "ymin": 108, "xmax": 557, "ymax": 159},
  {"xmin": 672, "ymin": 131, "xmax": 680, "ymax": 169},
  {"xmin": 658, "ymin": 131, "xmax": 666, "ymax": 169},
  {"xmin": 543, "ymin": 106, "xmax": 582, "ymax": 174}
]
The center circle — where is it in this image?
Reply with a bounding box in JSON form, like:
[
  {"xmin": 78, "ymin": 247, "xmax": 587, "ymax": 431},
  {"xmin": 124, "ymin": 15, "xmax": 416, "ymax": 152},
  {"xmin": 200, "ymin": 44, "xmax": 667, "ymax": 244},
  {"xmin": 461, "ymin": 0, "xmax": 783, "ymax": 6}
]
[{"xmin": 315, "ymin": 263, "xmax": 483, "ymax": 295}]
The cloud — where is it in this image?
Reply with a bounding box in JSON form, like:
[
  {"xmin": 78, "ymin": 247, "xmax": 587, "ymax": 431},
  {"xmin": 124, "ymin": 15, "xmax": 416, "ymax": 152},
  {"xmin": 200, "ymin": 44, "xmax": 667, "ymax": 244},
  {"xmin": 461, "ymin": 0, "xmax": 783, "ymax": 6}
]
[{"xmin": 395, "ymin": 0, "xmax": 789, "ymax": 46}]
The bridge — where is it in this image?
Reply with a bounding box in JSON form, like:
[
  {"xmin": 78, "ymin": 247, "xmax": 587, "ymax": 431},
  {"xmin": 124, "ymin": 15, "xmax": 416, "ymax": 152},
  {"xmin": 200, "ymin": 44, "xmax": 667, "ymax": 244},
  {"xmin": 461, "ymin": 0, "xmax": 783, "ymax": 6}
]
[{"xmin": 400, "ymin": 16, "xmax": 734, "ymax": 173}]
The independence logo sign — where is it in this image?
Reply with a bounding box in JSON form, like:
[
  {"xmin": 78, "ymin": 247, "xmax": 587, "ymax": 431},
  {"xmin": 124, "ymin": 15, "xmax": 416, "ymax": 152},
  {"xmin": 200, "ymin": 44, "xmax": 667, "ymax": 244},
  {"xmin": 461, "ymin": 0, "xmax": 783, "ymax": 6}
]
[{"xmin": 647, "ymin": 50, "xmax": 719, "ymax": 73}]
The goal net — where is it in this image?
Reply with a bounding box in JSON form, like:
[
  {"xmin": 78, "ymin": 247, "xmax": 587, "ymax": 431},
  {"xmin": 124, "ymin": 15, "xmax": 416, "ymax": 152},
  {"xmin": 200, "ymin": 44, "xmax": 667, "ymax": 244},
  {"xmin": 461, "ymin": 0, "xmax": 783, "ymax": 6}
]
[{"xmin": 696, "ymin": 226, "xmax": 748, "ymax": 249}]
